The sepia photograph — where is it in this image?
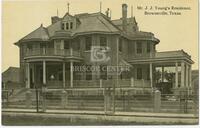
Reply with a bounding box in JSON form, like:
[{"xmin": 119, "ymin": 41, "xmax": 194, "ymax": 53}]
[{"xmin": 1, "ymin": 0, "xmax": 199, "ymax": 126}]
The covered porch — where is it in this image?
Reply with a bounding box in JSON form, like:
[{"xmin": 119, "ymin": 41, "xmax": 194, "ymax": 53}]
[{"xmin": 128, "ymin": 50, "xmax": 194, "ymax": 94}]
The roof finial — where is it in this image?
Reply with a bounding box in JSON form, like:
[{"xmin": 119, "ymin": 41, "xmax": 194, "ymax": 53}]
[
  {"xmin": 67, "ymin": 2, "xmax": 70, "ymax": 13},
  {"xmin": 131, "ymin": 5, "xmax": 133, "ymax": 17},
  {"xmin": 110, "ymin": 10, "xmax": 112, "ymax": 19},
  {"xmin": 100, "ymin": 1, "xmax": 102, "ymax": 12},
  {"xmin": 57, "ymin": 8, "xmax": 59, "ymax": 17}
]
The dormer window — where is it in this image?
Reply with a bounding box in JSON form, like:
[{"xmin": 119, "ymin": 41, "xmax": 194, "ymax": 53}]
[
  {"xmin": 70, "ymin": 22, "xmax": 73, "ymax": 29},
  {"xmin": 61, "ymin": 22, "xmax": 74, "ymax": 30},
  {"xmin": 66, "ymin": 23, "xmax": 69, "ymax": 30},
  {"xmin": 61, "ymin": 23, "xmax": 65, "ymax": 30}
]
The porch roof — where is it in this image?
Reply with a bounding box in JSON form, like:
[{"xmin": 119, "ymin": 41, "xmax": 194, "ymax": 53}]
[{"xmin": 128, "ymin": 50, "xmax": 194, "ymax": 65}]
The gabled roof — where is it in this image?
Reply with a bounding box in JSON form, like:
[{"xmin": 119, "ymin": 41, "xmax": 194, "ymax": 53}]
[
  {"xmin": 17, "ymin": 12, "xmax": 120, "ymax": 44},
  {"xmin": 72, "ymin": 13, "xmax": 120, "ymax": 35},
  {"xmin": 2, "ymin": 67, "xmax": 20, "ymax": 74},
  {"xmin": 112, "ymin": 17, "xmax": 138, "ymax": 26},
  {"xmin": 19, "ymin": 24, "xmax": 49, "ymax": 42}
]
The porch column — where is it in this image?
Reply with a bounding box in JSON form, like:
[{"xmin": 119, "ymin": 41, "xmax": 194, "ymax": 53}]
[
  {"xmin": 26, "ymin": 63, "xmax": 30, "ymax": 88},
  {"xmin": 32, "ymin": 65, "xmax": 35, "ymax": 84},
  {"xmin": 161, "ymin": 66, "xmax": 164, "ymax": 82},
  {"xmin": 150, "ymin": 63, "xmax": 153, "ymax": 88},
  {"xmin": 175, "ymin": 62, "xmax": 179, "ymax": 88},
  {"xmin": 70, "ymin": 61, "xmax": 73, "ymax": 88},
  {"xmin": 43, "ymin": 61, "xmax": 46, "ymax": 85},
  {"xmin": 189, "ymin": 65, "xmax": 192, "ymax": 87},
  {"xmin": 185, "ymin": 64, "xmax": 189, "ymax": 88},
  {"xmin": 181, "ymin": 62, "xmax": 185, "ymax": 88},
  {"xmin": 63, "ymin": 62, "xmax": 66, "ymax": 88}
]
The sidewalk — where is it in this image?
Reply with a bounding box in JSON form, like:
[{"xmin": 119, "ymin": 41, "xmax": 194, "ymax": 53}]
[{"xmin": 2, "ymin": 108, "xmax": 197, "ymax": 118}]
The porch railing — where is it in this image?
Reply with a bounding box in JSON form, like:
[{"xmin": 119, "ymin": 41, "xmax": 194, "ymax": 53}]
[
  {"xmin": 25, "ymin": 48, "xmax": 81, "ymax": 58},
  {"xmin": 70, "ymin": 79, "xmax": 150, "ymax": 88}
]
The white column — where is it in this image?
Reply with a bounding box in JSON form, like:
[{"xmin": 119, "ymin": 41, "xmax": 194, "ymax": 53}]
[
  {"xmin": 161, "ymin": 66, "xmax": 164, "ymax": 82},
  {"xmin": 150, "ymin": 63, "xmax": 153, "ymax": 88},
  {"xmin": 27, "ymin": 63, "xmax": 30, "ymax": 88},
  {"xmin": 189, "ymin": 65, "xmax": 192, "ymax": 87},
  {"xmin": 70, "ymin": 61, "xmax": 73, "ymax": 88},
  {"xmin": 131, "ymin": 77, "xmax": 134, "ymax": 87},
  {"xmin": 186, "ymin": 64, "xmax": 189, "ymax": 88},
  {"xmin": 175, "ymin": 62, "xmax": 179, "ymax": 88},
  {"xmin": 32, "ymin": 65, "xmax": 35, "ymax": 84},
  {"xmin": 181, "ymin": 62, "xmax": 185, "ymax": 88},
  {"xmin": 43, "ymin": 61, "xmax": 46, "ymax": 85},
  {"xmin": 63, "ymin": 62, "xmax": 66, "ymax": 88}
]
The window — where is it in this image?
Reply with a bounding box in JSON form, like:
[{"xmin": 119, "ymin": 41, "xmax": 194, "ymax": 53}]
[
  {"xmin": 61, "ymin": 23, "xmax": 65, "ymax": 30},
  {"xmin": 136, "ymin": 42, "xmax": 142, "ymax": 54},
  {"xmin": 147, "ymin": 43, "xmax": 151, "ymax": 53},
  {"xmin": 100, "ymin": 65, "xmax": 107, "ymax": 80},
  {"xmin": 100, "ymin": 37, "xmax": 107, "ymax": 47},
  {"xmin": 153, "ymin": 44, "xmax": 156, "ymax": 51},
  {"xmin": 137, "ymin": 68, "xmax": 142, "ymax": 79},
  {"xmin": 40, "ymin": 43, "xmax": 46, "ymax": 48},
  {"xmin": 147, "ymin": 68, "xmax": 150, "ymax": 80},
  {"xmin": 85, "ymin": 36, "xmax": 92, "ymax": 50},
  {"xmin": 86, "ymin": 65, "xmax": 92, "ymax": 80},
  {"xmin": 70, "ymin": 22, "xmax": 73, "ymax": 29},
  {"xmin": 27, "ymin": 44, "xmax": 32, "ymax": 50},
  {"xmin": 66, "ymin": 23, "xmax": 69, "ymax": 30},
  {"xmin": 76, "ymin": 39, "xmax": 80, "ymax": 50},
  {"xmin": 64, "ymin": 40, "xmax": 70, "ymax": 49},
  {"xmin": 119, "ymin": 38, "xmax": 122, "ymax": 52}
]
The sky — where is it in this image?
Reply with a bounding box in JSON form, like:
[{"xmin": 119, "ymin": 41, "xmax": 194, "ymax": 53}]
[{"xmin": 2, "ymin": 0, "xmax": 198, "ymax": 72}]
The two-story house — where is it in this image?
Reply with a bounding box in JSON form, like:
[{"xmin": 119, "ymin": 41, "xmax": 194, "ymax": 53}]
[{"xmin": 14, "ymin": 4, "xmax": 194, "ymax": 93}]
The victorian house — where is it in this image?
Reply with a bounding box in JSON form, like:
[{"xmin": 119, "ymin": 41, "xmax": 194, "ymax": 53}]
[{"xmin": 14, "ymin": 4, "xmax": 194, "ymax": 93}]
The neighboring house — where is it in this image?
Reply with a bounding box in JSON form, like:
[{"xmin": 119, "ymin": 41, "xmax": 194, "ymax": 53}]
[
  {"xmin": 2, "ymin": 67, "xmax": 20, "ymax": 89},
  {"xmin": 192, "ymin": 70, "xmax": 199, "ymax": 95},
  {"xmin": 14, "ymin": 4, "xmax": 194, "ymax": 93}
]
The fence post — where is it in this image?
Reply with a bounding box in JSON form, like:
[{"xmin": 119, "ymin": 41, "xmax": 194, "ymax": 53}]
[
  {"xmin": 100, "ymin": 79, "xmax": 102, "ymax": 88},
  {"xmin": 131, "ymin": 77, "xmax": 134, "ymax": 87},
  {"xmin": 154, "ymin": 90, "xmax": 161, "ymax": 112},
  {"xmin": 42, "ymin": 87, "xmax": 47, "ymax": 112},
  {"xmin": 61, "ymin": 90, "xmax": 68, "ymax": 108},
  {"xmin": 26, "ymin": 90, "xmax": 32, "ymax": 108},
  {"xmin": 104, "ymin": 87, "xmax": 112, "ymax": 114}
]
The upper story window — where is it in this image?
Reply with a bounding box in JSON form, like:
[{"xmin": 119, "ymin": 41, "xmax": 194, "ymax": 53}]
[
  {"xmin": 76, "ymin": 39, "xmax": 80, "ymax": 50},
  {"xmin": 27, "ymin": 44, "xmax": 32, "ymax": 50},
  {"xmin": 147, "ymin": 43, "xmax": 151, "ymax": 53},
  {"xmin": 40, "ymin": 43, "xmax": 46, "ymax": 48},
  {"xmin": 137, "ymin": 68, "xmax": 142, "ymax": 79},
  {"xmin": 70, "ymin": 22, "xmax": 73, "ymax": 29},
  {"xmin": 61, "ymin": 23, "xmax": 65, "ymax": 30},
  {"xmin": 119, "ymin": 38, "xmax": 122, "ymax": 52},
  {"xmin": 85, "ymin": 36, "xmax": 92, "ymax": 51},
  {"xmin": 64, "ymin": 40, "xmax": 70, "ymax": 49},
  {"xmin": 66, "ymin": 23, "xmax": 69, "ymax": 30},
  {"xmin": 153, "ymin": 44, "xmax": 156, "ymax": 51},
  {"xmin": 61, "ymin": 22, "xmax": 73, "ymax": 30},
  {"xmin": 100, "ymin": 36, "xmax": 107, "ymax": 47},
  {"xmin": 136, "ymin": 42, "xmax": 142, "ymax": 54}
]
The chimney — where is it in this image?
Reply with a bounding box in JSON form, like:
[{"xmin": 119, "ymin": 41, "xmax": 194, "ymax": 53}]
[
  {"xmin": 105, "ymin": 8, "xmax": 110, "ymax": 17},
  {"xmin": 51, "ymin": 16, "xmax": 60, "ymax": 24},
  {"xmin": 122, "ymin": 4, "xmax": 128, "ymax": 31}
]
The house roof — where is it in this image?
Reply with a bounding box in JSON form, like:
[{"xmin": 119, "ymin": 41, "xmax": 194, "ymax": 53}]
[
  {"xmin": 19, "ymin": 24, "xmax": 49, "ymax": 42},
  {"xmin": 112, "ymin": 17, "xmax": 138, "ymax": 26},
  {"xmin": 2, "ymin": 67, "xmax": 20, "ymax": 82},
  {"xmin": 128, "ymin": 50, "xmax": 194, "ymax": 65},
  {"xmin": 17, "ymin": 12, "xmax": 120, "ymax": 44},
  {"xmin": 3, "ymin": 67, "xmax": 20, "ymax": 74}
]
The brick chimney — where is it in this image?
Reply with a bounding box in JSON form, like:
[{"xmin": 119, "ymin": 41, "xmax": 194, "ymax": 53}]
[
  {"xmin": 51, "ymin": 16, "xmax": 60, "ymax": 24},
  {"xmin": 122, "ymin": 4, "xmax": 128, "ymax": 31}
]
